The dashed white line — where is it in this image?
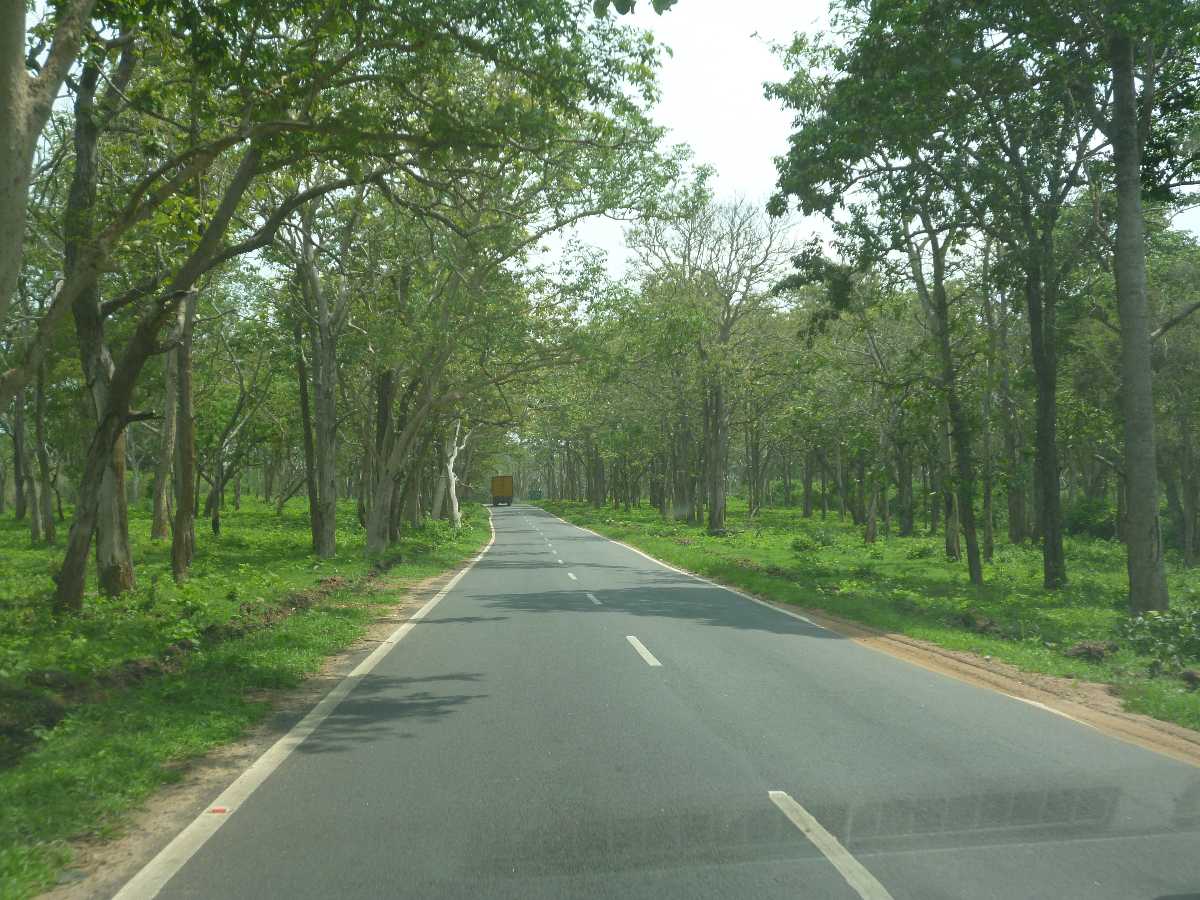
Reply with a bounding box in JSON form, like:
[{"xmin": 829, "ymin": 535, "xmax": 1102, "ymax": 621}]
[
  {"xmin": 625, "ymin": 635, "xmax": 662, "ymax": 667},
  {"xmin": 768, "ymin": 791, "xmax": 893, "ymax": 900},
  {"xmin": 586, "ymin": 592, "xmax": 601, "ymax": 605},
  {"xmin": 567, "ymin": 572, "xmax": 578, "ymax": 581},
  {"xmin": 557, "ymin": 559, "xmax": 564, "ymax": 565}
]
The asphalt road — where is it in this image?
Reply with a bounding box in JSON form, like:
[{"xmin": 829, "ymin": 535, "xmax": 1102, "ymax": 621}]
[{"xmin": 139, "ymin": 505, "xmax": 1200, "ymax": 900}]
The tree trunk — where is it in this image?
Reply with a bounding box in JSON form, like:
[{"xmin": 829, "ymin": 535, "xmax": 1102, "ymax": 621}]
[
  {"xmin": 171, "ymin": 291, "xmax": 197, "ymax": 582},
  {"xmin": 67, "ymin": 62, "xmax": 133, "ymax": 596},
  {"xmin": 1109, "ymin": 27, "xmax": 1169, "ymax": 613},
  {"xmin": 21, "ymin": 425, "xmax": 43, "ymax": 543},
  {"xmin": 293, "ymin": 318, "xmax": 321, "ymax": 553},
  {"xmin": 896, "ymin": 442, "xmax": 914, "ymax": 537},
  {"xmin": 999, "ymin": 292, "xmax": 1025, "ymax": 545},
  {"xmin": 57, "ymin": 294, "xmax": 185, "ymax": 611},
  {"xmin": 34, "ymin": 362, "xmax": 55, "ymax": 542},
  {"xmin": 705, "ymin": 380, "xmax": 727, "ymax": 533},
  {"xmin": 802, "ymin": 450, "xmax": 814, "ymax": 518},
  {"xmin": 151, "ymin": 309, "xmax": 183, "ymax": 540},
  {"xmin": 310, "ymin": 314, "xmax": 338, "ymax": 557},
  {"xmin": 1026, "ymin": 271, "xmax": 1066, "ymax": 588},
  {"xmin": 12, "ymin": 387, "xmax": 27, "ymax": 520}
]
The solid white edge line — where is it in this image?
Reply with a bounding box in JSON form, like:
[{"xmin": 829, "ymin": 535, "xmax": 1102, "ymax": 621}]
[
  {"xmin": 586, "ymin": 592, "xmax": 601, "ymax": 605},
  {"xmin": 539, "ymin": 509, "xmax": 825, "ymax": 631},
  {"xmin": 1006, "ymin": 693, "xmax": 1095, "ymax": 728},
  {"xmin": 626, "ymin": 635, "xmax": 662, "ymax": 667},
  {"xmin": 567, "ymin": 572, "xmax": 578, "ymax": 581},
  {"xmin": 113, "ymin": 510, "xmax": 498, "ymax": 900},
  {"xmin": 768, "ymin": 791, "xmax": 894, "ymax": 900}
]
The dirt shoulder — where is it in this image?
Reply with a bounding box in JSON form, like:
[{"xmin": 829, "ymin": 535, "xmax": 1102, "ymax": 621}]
[{"xmin": 41, "ymin": 559, "xmax": 478, "ymax": 900}]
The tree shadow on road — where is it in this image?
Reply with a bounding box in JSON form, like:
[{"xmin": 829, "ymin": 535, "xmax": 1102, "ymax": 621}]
[
  {"xmin": 480, "ymin": 583, "xmax": 840, "ymax": 639},
  {"xmin": 295, "ymin": 672, "xmax": 486, "ymax": 754}
]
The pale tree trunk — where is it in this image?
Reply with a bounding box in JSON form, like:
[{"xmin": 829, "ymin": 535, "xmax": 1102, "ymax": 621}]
[
  {"xmin": 151, "ymin": 308, "xmax": 183, "ymax": 539},
  {"xmin": 1109, "ymin": 28, "xmax": 1169, "ymax": 612},
  {"xmin": 430, "ymin": 438, "xmax": 447, "ymax": 520},
  {"xmin": 443, "ymin": 419, "xmax": 470, "ymax": 529}
]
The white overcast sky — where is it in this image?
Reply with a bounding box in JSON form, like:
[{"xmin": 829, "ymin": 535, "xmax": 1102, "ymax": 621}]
[
  {"xmin": 550, "ymin": 0, "xmax": 833, "ymax": 278},
  {"xmin": 550, "ymin": 0, "xmax": 1199, "ymax": 280}
]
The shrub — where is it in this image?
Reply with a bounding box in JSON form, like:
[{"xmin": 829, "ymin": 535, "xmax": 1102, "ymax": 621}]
[
  {"xmin": 1063, "ymin": 496, "xmax": 1118, "ymax": 540},
  {"xmin": 790, "ymin": 530, "xmax": 834, "ymax": 554},
  {"xmin": 1122, "ymin": 607, "xmax": 1200, "ymax": 668}
]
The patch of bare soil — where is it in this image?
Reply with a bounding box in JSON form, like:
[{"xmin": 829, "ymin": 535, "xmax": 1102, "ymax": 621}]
[{"xmin": 40, "ymin": 562, "xmax": 472, "ymax": 900}]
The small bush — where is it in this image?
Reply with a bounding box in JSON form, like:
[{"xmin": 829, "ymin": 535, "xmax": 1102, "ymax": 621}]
[
  {"xmin": 904, "ymin": 542, "xmax": 937, "ymax": 560},
  {"xmin": 1063, "ymin": 496, "xmax": 1118, "ymax": 539},
  {"xmin": 1122, "ymin": 607, "xmax": 1200, "ymax": 668},
  {"xmin": 790, "ymin": 530, "xmax": 834, "ymax": 554}
]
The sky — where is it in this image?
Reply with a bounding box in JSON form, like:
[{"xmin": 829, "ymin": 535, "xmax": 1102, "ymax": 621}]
[
  {"xmin": 552, "ymin": 0, "xmax": 1199, "ymax": 280},
  {"xmin": 552, "ymin": 0, "xmax": 833, "ymax": 278}
]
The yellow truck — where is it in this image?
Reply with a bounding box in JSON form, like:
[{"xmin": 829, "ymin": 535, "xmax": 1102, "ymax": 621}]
[{"xmin": 490, "ymin": 475, "xmax": 514, "ymax": 507}]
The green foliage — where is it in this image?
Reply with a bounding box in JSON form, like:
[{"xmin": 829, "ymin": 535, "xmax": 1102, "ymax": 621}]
[{"xmin": 1123, "ymin": 607, "xmax": 1200, "ymax": 669}]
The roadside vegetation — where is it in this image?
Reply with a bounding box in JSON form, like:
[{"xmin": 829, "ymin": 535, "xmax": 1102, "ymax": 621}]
[
  {"xmin": 0, "ymin": 500, "xmax": 489, "ymax": 899},
  {"xmin": 540, "ymin": 499, "xmax": 1200, "ymax": 732}
]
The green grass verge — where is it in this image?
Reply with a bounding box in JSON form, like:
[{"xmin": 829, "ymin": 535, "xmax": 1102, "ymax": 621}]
[
  {"xmin": 537, "ymin": 499, "xmax": 1200, "ymax": 733},
  {"xmin": 0, "ymin": 500, "xmax": 489, "ymax": 900}
]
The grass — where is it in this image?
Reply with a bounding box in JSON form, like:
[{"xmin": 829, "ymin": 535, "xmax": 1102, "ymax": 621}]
[
  {"xmin": 0, "ymin": 498, "xmax": 490, "ymax": 900},
  {"xmin": 537, "ymin": 498, "xmax": 1200, "ymax": 733}
]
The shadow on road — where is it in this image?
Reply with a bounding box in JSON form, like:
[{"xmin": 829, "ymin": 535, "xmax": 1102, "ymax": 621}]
[
  {"xmin": 479, "ymin": 584, "xmax": 839, "ymax": 639},
  {"xmin": 296, "ymin": 672, "xmax": 486, "ymax": 754}
]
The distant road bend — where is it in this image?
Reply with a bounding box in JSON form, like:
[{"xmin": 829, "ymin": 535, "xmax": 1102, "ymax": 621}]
[{"xmin": 120, "ymin": 505, "xmax": 1200, "ymax": 900}]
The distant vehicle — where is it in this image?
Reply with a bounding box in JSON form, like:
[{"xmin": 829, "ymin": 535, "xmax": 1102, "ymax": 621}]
[{"xmin": 491, "ymin": 475, "xmax": 514, "ymax": 506}]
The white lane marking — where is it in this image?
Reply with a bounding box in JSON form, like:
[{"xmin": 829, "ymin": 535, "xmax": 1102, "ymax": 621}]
[
  {"xmin": 114, "ymin": 512, "xmax": 498, "ymax": 900},
  {"xmin": 557, "ymin": 558, "xmax": 564, "ymax": 565},
  {"xmin": 587, "ymin": 592, "xmax": 601, "ymax": 605},
  {"xmin": 540, "ymin": 510, "xmax": 824, "ymax": 631},
  {"xmin": 567, "ymin": 572, "xmax": 578, "ymax": 581},
  {"xmin": 626, "ymin": 635, "xmax": 662, "ymax": 667},
  {"xmin": 769, "ymin": 791, "xmax": 894, "ymax": 900},
  {"xmin": 1007, "ymin": 694, "xmax": 1095, "ymax": 728}
]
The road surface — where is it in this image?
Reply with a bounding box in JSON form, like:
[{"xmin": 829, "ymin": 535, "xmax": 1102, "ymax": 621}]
[{"xmin": 131, "ymin": 505, "xmax": 1200, "ymax": 899}]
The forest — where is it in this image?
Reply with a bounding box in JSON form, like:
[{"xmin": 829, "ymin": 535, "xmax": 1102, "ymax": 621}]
[{"xmin": 2, "ymin": 1, "xmax": 1200, "ymax": 894}]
